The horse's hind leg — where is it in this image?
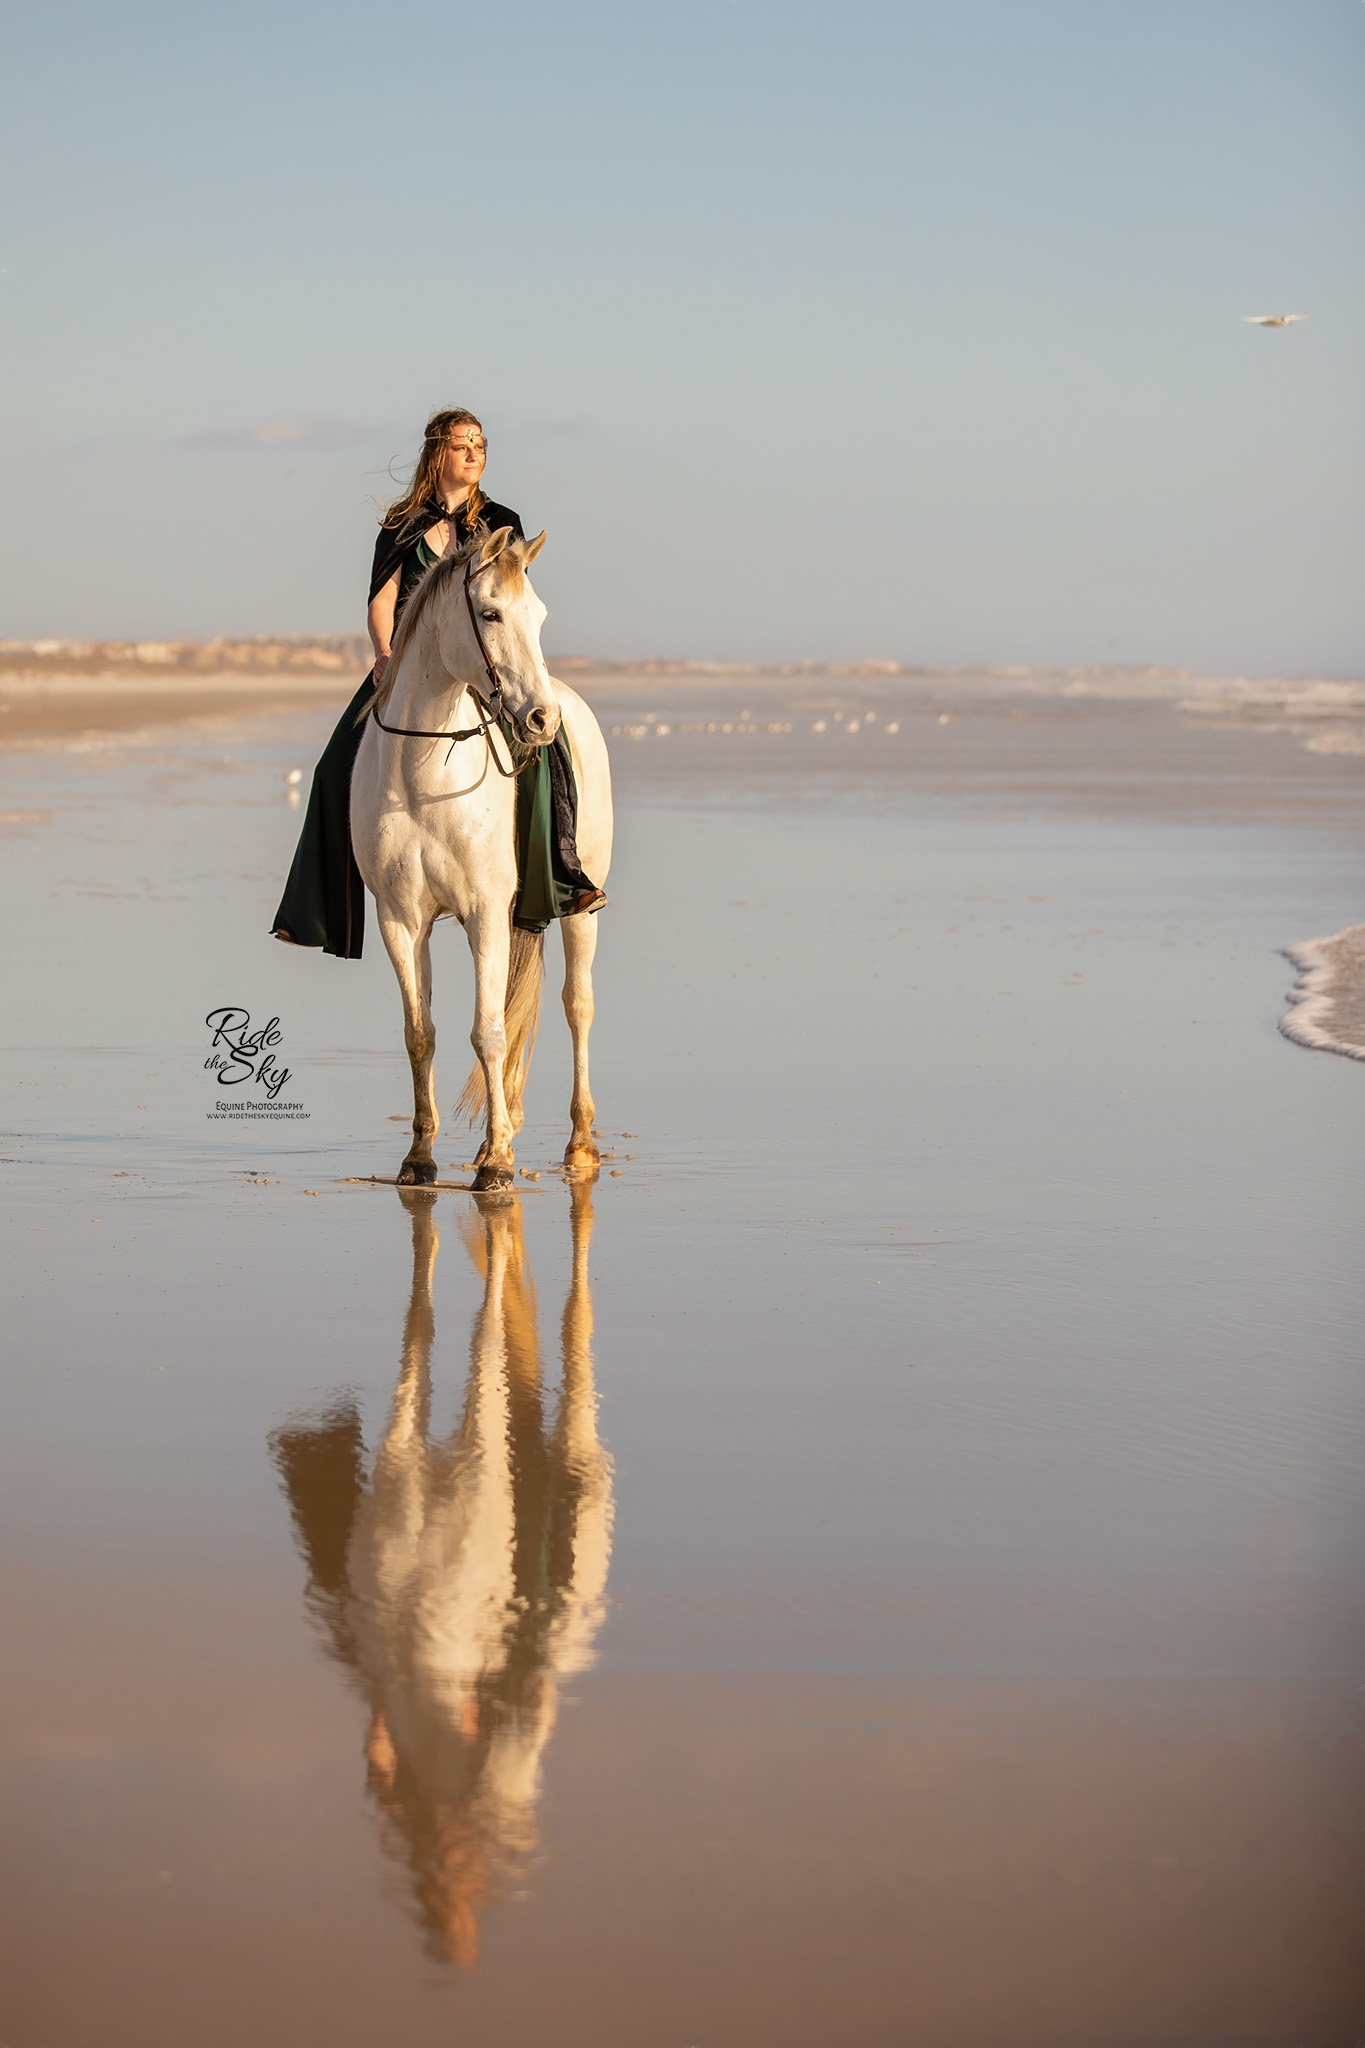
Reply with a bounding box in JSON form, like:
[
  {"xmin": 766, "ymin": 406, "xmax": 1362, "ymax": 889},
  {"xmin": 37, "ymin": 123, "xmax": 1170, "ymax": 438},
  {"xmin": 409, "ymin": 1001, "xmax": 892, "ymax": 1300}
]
[
  {"xmin": 561, "ymin": 911, "xmax": 600, "ymax": 1171},
  {"xmin": 380, "ymin": 912, "xmax": 439, "ymax": 1186}
]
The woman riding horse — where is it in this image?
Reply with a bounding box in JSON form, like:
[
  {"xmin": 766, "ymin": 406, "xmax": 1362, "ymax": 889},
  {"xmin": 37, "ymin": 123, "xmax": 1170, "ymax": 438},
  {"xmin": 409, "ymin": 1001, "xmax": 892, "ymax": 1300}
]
[{"xmin": 272, "ymin": 407, "xmax": 604, "ymax": 957}]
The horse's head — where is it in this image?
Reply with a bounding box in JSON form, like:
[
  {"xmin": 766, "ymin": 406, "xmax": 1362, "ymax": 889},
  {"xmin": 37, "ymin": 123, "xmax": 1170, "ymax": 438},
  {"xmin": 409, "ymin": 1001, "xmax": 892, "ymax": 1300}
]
[{"xmin": 440, "ymin": 525, "xmax": 560, "ymax": 745}]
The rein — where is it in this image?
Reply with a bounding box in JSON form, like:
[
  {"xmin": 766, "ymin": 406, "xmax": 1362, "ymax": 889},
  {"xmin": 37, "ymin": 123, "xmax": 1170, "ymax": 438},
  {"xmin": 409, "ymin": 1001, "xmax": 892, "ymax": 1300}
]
[{"xmin": 369, "ymin": 547, "xmax": 532, "ymax": 775}]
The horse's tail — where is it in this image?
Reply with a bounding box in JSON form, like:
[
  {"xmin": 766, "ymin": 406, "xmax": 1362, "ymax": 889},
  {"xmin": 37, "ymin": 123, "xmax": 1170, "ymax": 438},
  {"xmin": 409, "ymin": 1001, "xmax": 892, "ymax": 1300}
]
[{"xmin": 456, "ymin": 925, "xmax": 545, "ymax": 1128}]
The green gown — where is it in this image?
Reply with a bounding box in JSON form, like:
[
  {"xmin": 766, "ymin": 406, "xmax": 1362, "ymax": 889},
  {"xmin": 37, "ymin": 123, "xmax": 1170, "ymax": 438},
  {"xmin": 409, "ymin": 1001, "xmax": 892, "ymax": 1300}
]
[{"xmin": 271, "ymin": 536, "xmax": 596, "ymax": 957}]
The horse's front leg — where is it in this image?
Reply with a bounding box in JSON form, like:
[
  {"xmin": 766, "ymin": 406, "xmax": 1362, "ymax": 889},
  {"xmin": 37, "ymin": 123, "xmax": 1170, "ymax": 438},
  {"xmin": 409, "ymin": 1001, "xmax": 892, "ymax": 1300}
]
[
  {"xmin": 561, "ymin": 911, "xmax": 600, "ymax": 1172},
  {"xmin": 379, "ymin": 913, "xmax": 440, "ymax": 1186},
  {"xmin": 466, "ymin": 904, "xmax": 515, "ymax": 1192}
]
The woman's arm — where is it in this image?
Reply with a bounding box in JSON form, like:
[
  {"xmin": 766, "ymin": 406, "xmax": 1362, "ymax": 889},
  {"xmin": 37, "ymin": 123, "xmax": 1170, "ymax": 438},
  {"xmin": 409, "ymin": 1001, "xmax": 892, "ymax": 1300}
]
[{"xmin": 368, "ymin": 572, "xmax": 399, "ymax": 684}]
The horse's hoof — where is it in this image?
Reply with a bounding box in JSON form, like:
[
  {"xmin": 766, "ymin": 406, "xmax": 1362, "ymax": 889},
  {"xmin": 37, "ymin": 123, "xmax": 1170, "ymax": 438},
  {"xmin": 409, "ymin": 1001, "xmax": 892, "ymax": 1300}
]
[
  {"xmin": 397, "ymin": 1158, "xmax": 438, "ymax": 1187},
  {"xmin": 472, "ymin": 1164, "xmax": 514, "ymax": 1192},
  {"xmin": 563, "ymin": 1143, "xmax": 600, "ymax": 1170}
]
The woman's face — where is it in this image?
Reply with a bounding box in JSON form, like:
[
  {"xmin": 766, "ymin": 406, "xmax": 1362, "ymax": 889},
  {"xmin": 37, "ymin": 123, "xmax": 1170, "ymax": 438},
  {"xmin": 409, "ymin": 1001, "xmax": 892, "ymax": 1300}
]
[{"xmin": 437, "ymin": 425, "xmax": 487, "ymax": 502}]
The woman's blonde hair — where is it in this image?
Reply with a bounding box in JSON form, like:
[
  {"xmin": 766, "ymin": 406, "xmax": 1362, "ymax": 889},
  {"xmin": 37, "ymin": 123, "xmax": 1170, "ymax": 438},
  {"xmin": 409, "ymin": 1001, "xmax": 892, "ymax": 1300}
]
[{"xmin": 382, "ymin": 408, "xmax": 487, "ymax": 531}]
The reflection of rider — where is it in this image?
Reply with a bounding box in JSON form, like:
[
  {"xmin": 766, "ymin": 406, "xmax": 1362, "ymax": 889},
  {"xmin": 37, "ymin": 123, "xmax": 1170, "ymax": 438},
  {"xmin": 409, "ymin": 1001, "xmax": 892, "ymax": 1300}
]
[{"xmin": 270, "ymin": 1185, "xmax": 612, "ymax": 1966}]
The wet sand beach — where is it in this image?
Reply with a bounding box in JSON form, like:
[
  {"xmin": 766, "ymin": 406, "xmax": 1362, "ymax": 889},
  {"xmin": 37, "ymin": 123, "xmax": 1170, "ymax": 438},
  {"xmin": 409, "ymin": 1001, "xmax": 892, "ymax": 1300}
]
[
  {"xmin": 1, "ymin": 667, "xmax": 1363, "ymax": 2044},
  {"xmin": 0, "ymin": 641, "xmax": 366, "ymax": 746}
]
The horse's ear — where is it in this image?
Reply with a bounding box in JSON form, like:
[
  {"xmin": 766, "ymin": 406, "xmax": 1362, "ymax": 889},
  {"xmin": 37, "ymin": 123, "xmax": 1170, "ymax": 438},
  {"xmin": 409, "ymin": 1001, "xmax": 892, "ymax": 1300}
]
[
  {"xmin": 522, "ymin": 529, "xmax": 547, "ymax": 565},
  {"xmin": 477, "ymin": 525, "xmax": 515, "ymax": 567}
]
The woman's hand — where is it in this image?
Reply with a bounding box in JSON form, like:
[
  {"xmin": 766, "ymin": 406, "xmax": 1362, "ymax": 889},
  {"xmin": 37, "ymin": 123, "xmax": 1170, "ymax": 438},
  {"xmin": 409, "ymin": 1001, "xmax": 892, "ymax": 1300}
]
[{"xmin": 373, "ymin": 652, "xmax": 389, "ymax": 686}]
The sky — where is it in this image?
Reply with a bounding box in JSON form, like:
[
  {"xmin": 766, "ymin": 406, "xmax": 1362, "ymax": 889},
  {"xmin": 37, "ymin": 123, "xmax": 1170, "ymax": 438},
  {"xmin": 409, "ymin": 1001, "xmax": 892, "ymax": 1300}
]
[{"xmin": 1, "ymin": 0, "xmax": 1362, "ymax": 672}]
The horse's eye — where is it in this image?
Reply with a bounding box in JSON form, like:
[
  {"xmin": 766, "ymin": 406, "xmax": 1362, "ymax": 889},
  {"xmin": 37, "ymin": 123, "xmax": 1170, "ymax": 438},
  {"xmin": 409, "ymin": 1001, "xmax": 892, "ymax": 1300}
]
[{"xmin": 481, "ymin": 608, "xmax": 501, "ymax": 623}]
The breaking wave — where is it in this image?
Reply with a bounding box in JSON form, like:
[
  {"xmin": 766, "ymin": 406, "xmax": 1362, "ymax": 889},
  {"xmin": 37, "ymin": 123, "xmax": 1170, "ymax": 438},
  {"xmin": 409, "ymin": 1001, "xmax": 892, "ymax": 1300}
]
[{"xmin": 1279, "ymin": 925, "xmax": 1365, "ymax": 1062}]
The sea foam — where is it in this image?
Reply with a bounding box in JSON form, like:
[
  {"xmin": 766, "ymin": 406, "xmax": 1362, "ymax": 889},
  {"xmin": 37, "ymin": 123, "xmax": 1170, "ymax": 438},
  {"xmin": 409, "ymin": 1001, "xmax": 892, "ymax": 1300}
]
[{"xmin": 1279, "ymin": 925, "xmax": 1365, "ymax": 1062}]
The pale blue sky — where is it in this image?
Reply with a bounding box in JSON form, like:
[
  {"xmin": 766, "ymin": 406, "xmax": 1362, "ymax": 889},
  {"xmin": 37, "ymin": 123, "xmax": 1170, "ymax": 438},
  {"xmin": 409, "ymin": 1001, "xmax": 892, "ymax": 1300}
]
[{"xmin": 2, "ymin": 0, "xmax": 1362, "ymax": 669}]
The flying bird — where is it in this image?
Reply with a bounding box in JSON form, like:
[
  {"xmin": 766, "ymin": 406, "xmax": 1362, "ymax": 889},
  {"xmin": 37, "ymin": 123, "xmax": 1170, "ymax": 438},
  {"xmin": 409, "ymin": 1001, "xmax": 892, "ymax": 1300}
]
[{"xmin": 1242, "ymin": 313, "xmax": 1306, "ymax": 327}]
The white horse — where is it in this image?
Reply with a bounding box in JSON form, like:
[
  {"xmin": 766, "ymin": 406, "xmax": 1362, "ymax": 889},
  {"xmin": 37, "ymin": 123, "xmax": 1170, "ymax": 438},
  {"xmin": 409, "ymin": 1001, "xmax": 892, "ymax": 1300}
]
[{"xmin": 350, "ymin": 527, "xmax": 612, "ymax": 1190}]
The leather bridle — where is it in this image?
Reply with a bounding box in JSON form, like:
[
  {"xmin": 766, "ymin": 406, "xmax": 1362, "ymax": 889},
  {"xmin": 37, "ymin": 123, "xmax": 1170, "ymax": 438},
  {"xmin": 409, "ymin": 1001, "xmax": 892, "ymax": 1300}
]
[{"xmin": 369, "ymin": 545, "xmax": 533, "ymax": 774}]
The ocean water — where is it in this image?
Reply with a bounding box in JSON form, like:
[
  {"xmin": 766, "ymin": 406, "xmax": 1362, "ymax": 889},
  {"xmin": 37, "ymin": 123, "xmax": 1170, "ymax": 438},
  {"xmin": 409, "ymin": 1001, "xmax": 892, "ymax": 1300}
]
[{"xmin": 1, "ymin": 693, "xmax": 1363, "ymax": 2045}]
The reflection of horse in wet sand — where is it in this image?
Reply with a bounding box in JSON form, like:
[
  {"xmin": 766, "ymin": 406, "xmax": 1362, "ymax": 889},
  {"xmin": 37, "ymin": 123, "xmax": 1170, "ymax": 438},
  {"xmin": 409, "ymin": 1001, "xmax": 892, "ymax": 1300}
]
[{"xmin": 270, "ymin": 1185, "xmax": 612, "ymax": 1965}]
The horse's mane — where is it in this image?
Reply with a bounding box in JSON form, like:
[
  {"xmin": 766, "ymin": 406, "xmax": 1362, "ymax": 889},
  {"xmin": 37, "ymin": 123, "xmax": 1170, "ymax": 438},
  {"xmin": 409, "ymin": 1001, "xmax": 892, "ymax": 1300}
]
[{"xmin": 368, "ymin": 528, "xmax": 520, "ymax": 718}]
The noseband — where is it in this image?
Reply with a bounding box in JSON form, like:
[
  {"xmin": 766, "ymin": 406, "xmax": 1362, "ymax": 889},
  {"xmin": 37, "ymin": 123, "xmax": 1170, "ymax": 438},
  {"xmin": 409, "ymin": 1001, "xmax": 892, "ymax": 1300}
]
[{"xmin": 369, "ymin": 547, "xmax": 534, "ymax": 774}]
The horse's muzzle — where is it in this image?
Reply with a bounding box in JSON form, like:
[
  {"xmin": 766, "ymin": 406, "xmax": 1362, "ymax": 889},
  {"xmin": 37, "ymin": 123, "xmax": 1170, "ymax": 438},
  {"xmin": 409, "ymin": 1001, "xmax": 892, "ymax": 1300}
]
[{"xmin": 522, "ymin": 703, "xmax": 561, "ymax": 743}]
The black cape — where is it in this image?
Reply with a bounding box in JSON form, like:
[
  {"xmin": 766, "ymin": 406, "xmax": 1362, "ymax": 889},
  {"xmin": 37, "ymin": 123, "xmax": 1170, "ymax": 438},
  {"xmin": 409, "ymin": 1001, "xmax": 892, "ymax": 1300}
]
[
  {"xmin": 272, "ymin": 496, "xmax": 595, "ymax": 957},
  {"xmin": 369, "ymin": 497, "xmax": 524, "ymax": 606}
]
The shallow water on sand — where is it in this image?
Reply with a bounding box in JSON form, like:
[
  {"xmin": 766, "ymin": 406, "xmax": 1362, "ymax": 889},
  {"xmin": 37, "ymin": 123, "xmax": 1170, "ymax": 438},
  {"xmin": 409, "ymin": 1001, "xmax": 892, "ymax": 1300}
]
[{"xmin": 1, "ymin": 702, "xmax": 1364, "ymax": 2046}]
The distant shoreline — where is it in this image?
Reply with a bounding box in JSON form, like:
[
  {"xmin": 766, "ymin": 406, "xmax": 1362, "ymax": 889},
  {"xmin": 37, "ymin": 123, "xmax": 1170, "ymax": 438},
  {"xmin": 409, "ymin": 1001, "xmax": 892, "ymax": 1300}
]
[
  {"xmin": 6, "ymin": 635, "xmax": 1364, "ymax": 688},
  {"xmin": 3, "ymin": 637, "xmax": 1364, "ymax": 758}
]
